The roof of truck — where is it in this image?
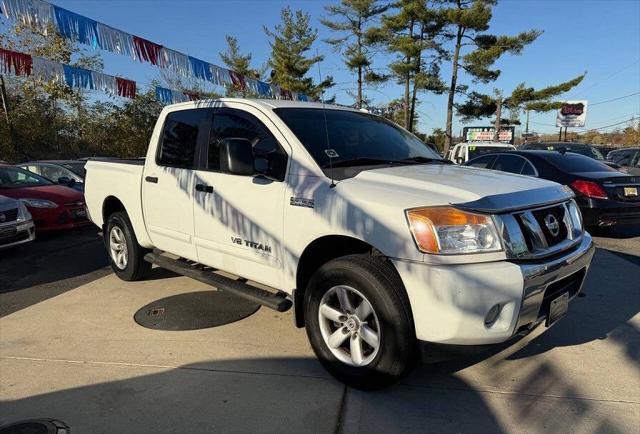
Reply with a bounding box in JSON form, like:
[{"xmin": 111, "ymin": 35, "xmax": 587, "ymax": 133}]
[{"xmin": 163, "ymin": 98, "xmax": 362, "ymax": 113}]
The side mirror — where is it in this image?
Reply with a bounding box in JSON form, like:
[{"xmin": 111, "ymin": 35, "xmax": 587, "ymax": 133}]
[
  {"xmin": 220, "ymin": 138, "xmax": 254, "ymax": 176},
  {"xmin": 58, "ymin": 176, "xmax": 75, "ymax": 186}
]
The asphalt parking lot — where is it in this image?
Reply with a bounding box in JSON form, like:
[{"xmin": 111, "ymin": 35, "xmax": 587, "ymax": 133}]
[{"xmin": 1, "ymin": 226, "xmax": 639, "ymax": 433}]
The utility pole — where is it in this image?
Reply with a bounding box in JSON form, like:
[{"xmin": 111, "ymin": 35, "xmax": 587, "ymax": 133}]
[
  {"xmin": 0, "ymin": 74, "xmax": 17, "ymax": 157},
  {"xmin": 0, "ymin": 75, "xmax": 10, "ymax": 127}
]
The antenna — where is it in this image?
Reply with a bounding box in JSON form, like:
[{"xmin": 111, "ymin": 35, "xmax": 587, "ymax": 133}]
[{"xmin": 316, "ymin": 49, "xmax": 336, "ymax": 188}]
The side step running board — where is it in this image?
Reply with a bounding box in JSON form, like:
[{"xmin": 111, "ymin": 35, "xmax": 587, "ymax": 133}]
[{"xmin": 144, "ymin": 253, "xmax": 292, "ymax": 312}]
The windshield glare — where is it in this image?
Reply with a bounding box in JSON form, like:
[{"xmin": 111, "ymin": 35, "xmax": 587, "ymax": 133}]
[
  {"xmin": 0, "ymin": 167, "xmax": 53, "ymax": 188},
  {"xmin": 274, "ymin": 108, "xmax": 442, "ymax": 168}
]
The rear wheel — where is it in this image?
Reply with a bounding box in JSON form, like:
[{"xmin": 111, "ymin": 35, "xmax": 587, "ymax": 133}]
[
  {"xmin": 304, "ymin": 254, "xmax": 415, "ymax": 389},
  {"xmin": 106, "ymin": 212, "xmax": 151, "ymax": 281}
]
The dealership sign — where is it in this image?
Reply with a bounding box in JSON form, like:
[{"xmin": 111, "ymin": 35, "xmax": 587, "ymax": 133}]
[
  {"xmin": 556, "ymin": 101, "xmax": 588, "ymax": 127},
  {"xmin": 463, "ymin": 126, "xmax": 515, "ymax": 145}
]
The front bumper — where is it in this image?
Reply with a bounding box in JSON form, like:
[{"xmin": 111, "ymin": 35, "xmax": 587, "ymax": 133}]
[
  {"xmin": 392, "ymin": 233, "xmax": 595, "ymax": 346},
  {"xmin": 0, "ymin": 220, "xmax": 36, "ymax": 249}
]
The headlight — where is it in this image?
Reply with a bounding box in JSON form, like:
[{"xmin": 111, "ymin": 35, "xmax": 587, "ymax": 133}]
[
  {"xmin": 17, "ymin": 201, "xmax": 33, "ymax": 221},
  {"xmin": 406, "ymin": 206, "xmax": 502, "ymax": 254},
  {"xmin": 20, "ymin": 198, "xmax": 58, "ymax": 208}
]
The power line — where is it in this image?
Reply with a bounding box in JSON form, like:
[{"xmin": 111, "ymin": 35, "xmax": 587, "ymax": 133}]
[
  {"xmin": 590, "ymin": 91, "xmax": 640, "ymax": 106},
  {"xmin": 582, "ymin": 117, "xmax": 638, "ymax": 131},
  {"xmin": 571, "ymin": 59, "xmax": 640, "ymax": 97}
]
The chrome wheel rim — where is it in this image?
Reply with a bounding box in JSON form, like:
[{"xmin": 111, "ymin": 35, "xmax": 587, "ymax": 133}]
[
  {"xmin": 109, "ymin": 226, "xmax": 128, "ymax": 270},
  {"xmin": 318, "ymin": 285, "xmax": 381, "ymax": 367}
]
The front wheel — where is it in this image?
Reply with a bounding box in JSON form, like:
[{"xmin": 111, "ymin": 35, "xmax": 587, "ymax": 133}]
[
  {"xmin": 106, "ymin": 211, "xmax": 151, "ymax": 281},
  {"xmin": 304, "ymin": 255, "xmax": 415, "ymax": 389}
]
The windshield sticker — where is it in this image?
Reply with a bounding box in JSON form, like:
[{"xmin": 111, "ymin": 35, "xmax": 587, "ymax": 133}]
[{"xmin": 325, "ymin": 149, "xmax": 339, "ymax": 158}]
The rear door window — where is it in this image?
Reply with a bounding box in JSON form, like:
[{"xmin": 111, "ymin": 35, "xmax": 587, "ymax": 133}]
[
  {"xmin": 493, "ymin": 155, "xmax": 525, "ymax": 174},
  {"xmin": 157, "ymin": 109, "xmax": 208, "ymax": 168}
]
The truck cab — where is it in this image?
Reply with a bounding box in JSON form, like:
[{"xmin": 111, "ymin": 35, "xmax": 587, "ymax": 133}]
[{"xmin": 85, "ymin": 99, "xmax": 595, "ymax": 389}]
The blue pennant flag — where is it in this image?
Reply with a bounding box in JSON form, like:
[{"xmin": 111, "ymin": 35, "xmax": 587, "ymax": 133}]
[{"xmin": 63, "ymin": 65, "xmax": 94, "ymax": 89}]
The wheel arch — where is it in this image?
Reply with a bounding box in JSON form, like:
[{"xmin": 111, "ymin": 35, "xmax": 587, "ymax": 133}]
[{"xmin": 293, "ymin": 235, "xmax": 403, "ymax": 328}]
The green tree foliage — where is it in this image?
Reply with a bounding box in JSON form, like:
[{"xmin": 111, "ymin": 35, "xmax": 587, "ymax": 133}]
[
  {"xmin": 457, "ymin": 73, "xmax": 585, "ymax": 138},
  {"xmin": 219, "ymin": 35, "xmax": 266, "ymax": 97},
  {"xmin": 371, "ymin": 0, "xmax": 446, "ymax": 132},
  {"xmin": 320, "ymin": 0, "xmax": 389, "ymax": 108},
  {"xmin": 0, "ymin": 22, "xmax": 162, "ymax": 161},
  {"xmin": 439, "ymin": 0, "xmax": 541, "ymax": 151},
  {"xmin": 264, "ymin": 7, "xmax": 334, "ymax": 99}
]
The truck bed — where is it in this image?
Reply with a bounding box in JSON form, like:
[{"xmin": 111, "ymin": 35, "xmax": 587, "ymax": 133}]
[{"xmin": 84, "ymin": 159, "xmax": 152, "ymax": 247}]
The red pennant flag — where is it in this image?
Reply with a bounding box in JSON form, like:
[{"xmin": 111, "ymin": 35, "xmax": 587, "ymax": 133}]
[
  {"xmin": 132, "ymin": 36, "xmax": 163, "ymax": 65},
  {"xmin": 116, "ymin": 77, "xmax": 136, "ymax": 98}
]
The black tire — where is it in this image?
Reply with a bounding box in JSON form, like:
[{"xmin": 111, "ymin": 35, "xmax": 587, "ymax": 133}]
[
  {"xmin": 106, "ymin": 211, "xmax": 151, "ymax": 281},
  {"xmin": 304, "ymin": 254, "xmax": 416, "ymax": 389}
]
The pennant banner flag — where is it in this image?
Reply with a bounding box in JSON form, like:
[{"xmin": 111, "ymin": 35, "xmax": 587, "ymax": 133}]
[
  {"xmin": 1, "ymin": 46, "xmax": 136, "ymax": 98},
  {"xmin": 1, "ymin": 0, "xmax": 311, "ymax": 100}
]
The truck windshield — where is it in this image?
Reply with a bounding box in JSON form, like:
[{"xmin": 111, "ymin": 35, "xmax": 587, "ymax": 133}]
[{"xmin": 274, "ymin": 108, "xmax": 442, "ymax": 168}]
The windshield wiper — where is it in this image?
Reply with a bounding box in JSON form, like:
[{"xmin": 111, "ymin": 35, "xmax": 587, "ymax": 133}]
[
  {"xmin": 397, "ymin": 156, "xmax": 452, "ymax": 164},
  {"xmin": 321, "ymin": 157, "xmax": 397, "ymax": 168}
]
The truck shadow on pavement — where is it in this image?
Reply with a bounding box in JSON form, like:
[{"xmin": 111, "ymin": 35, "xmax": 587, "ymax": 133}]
[
  {"xmin": 1, "ymin": 355, "xmax": 631, "ymax": 434},
  {"xmin": 0, "ymin": 357, "xmax": 506, "ymax": 434}
]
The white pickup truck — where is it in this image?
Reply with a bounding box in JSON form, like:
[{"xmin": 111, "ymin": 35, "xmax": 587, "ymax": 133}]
[{"xmin": 85, "ymin": 99, "xmax": 595, "ymax": 388}]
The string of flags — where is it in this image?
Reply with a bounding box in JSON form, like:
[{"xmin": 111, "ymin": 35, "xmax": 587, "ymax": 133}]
[
  {"xmin": 1, "ymin": 46, "xmax": 136, "ymax": 98},
  {"xmin": 0, "ymin": 0, "xmax": 311, "ymax": 101}
]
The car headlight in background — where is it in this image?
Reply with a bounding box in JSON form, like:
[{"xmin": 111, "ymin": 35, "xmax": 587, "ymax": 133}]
[
  {"xmin": 20, "ymin": 198, "xmax": 58, "ymax": 208},
  {"xmin": 406, "ymin": 206, "xmax": 502, "ymax": 254},
  {"xmin": 16, "ymin": 201, "xmax": 33, "ymax": 221}
]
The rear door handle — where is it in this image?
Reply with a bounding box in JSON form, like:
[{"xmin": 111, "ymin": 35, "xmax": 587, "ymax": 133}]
[
  {"xmin": 145, "ymin": 176, "xmax": 158, "ymax": 184},
  {"xmin": 196, "ymin": 183, "xmax": 213, "ymax": 193}
]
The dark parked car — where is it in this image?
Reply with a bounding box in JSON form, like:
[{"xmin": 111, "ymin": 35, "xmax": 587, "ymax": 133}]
[
  {"xmin": 594, "ymin": 146, "xmax": 615, "ymax": 159},
  {"xmin": 607, "ymin": 147, "xmax": 640, "ymax": 175},
  {"xmin": 465, "ymin": 150, "xmax": 640, "ymax": 228},
  {"xmin": 518, "ymin": 142, "xmax": 622, "ymax": 170},
  {"xmin": 17, "ymin": 160, "xmax": 86, "ymax": 192}
]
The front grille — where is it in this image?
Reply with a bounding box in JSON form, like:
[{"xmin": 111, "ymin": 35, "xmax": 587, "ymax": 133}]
[
  {"xmin": 0, "ymin": 228, "xmax": 30, "ymax": 246},
  {"xmin": 531, "ymin": 205, "xmax": 568, "ymax": 247},
  {"xmin": 0, "ymin": 208, "xmax": 19, "ymax": 223},
  {"xmin": 537, "ymin": 268, "xmax": 586, "ymax": 320},
  {"xmin": 499, "ymin": 200, "xmax": 583, "ymax": 260}
]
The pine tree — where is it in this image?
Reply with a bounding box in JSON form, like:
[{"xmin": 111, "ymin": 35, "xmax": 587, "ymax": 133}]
[
  {"xmin": 440, "ymin": 0, "xmax": 541, "ymax": 151},
  {"xmin": 219, "ymin": 35, "xmax": 265, "ymax": 97},
  {"xmin": 320, "ymin": 0, "xmax": 389, "ymax": 108},
  {"xmin": 456, "ymin": 73, "xmax": 586, "ymax": 138},
  {"xmin": 371, "ymin": 0, "xmax": 446, "ymax": 131},
  {"xmin": 264, "ymin": 7, "xmax": 333, "ymax": 99}
]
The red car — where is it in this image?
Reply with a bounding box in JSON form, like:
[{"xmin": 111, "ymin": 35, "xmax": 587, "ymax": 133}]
[{"xmin": 0, "ymin": 165, "xmax": 90, "ymax": 231}]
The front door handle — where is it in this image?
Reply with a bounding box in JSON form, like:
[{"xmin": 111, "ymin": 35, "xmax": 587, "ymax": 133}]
[
  {"xmin": 195, "ymin": 183, "xmax": 213, "ymax": 193},
  {"xmin": 145, "ymin": 176, "xmax": 158, "ymax": 184}
]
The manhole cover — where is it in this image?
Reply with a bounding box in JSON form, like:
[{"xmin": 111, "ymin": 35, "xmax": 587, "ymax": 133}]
[
  {"xmin": 0, "ymin": 419, "xmax": 69, "ymax": 434},
  {"xmin": 134, "ymin": 290, "xmax": 260, "ymax": 331}
]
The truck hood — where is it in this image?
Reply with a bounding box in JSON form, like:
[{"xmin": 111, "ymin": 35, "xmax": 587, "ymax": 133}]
[{"xmin": 345, "ymin": 164, "xmax": 573, "ymax": 212}]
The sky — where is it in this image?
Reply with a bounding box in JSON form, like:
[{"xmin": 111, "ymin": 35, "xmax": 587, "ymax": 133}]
[{"xmin": 5, "ymin": 0, "xmax": 640, "ymax": 136}]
